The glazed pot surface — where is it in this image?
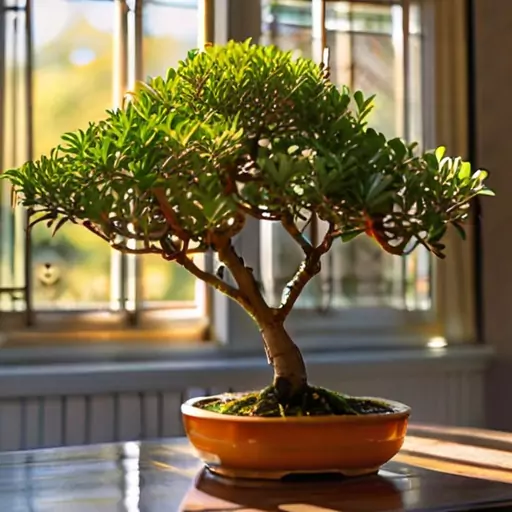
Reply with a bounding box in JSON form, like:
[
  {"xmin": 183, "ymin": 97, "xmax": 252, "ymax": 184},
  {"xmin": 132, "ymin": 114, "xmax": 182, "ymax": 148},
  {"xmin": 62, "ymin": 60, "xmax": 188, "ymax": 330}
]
[{"xmin": 181, "ymin": 393, "xmax": 410, "ymax": 480}]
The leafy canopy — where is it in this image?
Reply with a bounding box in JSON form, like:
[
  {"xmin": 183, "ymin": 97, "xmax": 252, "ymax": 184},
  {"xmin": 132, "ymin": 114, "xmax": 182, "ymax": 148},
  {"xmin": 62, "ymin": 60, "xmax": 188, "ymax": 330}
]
[{"xmin": 2, "ymin": 39, "xmax": 493, "ymax": 261}]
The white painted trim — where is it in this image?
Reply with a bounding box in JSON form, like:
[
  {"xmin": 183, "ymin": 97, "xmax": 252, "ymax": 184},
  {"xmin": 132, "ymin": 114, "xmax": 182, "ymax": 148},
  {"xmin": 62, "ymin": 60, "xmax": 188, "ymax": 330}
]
[
  {"xmin": 0, "ymin": 345, "xmax": 492, "ymax": 450},
  {"xmin": 0, "ymin": 345, "xmax": 492, "ymax": 398}
]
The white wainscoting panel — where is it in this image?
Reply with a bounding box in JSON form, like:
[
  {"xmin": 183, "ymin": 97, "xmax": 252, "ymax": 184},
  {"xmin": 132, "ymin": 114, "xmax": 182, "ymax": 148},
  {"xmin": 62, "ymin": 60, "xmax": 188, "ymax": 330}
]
[{"xmin": 0, "ymin": 346, "xmax": 492, "ymax": 451}]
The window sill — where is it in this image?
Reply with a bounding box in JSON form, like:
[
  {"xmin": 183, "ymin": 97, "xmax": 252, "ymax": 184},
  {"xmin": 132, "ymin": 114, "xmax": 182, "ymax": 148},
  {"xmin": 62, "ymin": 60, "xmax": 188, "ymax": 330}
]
[{"xmin": 0, "ymin": 312, "xmax": 209, "ymax": 345}]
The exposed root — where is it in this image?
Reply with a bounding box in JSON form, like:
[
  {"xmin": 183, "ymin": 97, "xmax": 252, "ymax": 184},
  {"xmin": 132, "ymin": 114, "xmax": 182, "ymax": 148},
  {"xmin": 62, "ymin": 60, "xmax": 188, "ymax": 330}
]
[{"xmin": 200, "ymin": 385, "xmax": 394, "ymax": 417}]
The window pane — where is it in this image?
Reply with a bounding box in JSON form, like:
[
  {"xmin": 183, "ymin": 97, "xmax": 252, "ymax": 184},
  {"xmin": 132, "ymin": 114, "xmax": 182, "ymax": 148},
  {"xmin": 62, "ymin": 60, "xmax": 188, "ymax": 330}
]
[
  {"xmin": 30, "ymin": 0, "xmax": 113, "ymax": 309},
  {"xmin": 1, "ymin": 3, "xmax": 27, "ymax": 312},
  {"xmin": 140, "ymin": 0, "xmax": 199, "ymax": 305},
  {"xmin": 1, "ymin": 0, "xmax": 204, "ymax": 315},
  {"xmin": 260, "ymin": 0, "xmax": 430, "ymax": 311},
  {"xmin": 144, "ymin": 0, "xmax": 198, "ymax": 78}
]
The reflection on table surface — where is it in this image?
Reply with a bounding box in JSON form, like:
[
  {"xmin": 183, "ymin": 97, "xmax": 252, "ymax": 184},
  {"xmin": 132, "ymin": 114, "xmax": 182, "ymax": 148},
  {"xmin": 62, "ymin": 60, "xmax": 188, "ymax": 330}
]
[{"xmin": 0, "ymin": 425, "xmax": 511, "ymax": 511}]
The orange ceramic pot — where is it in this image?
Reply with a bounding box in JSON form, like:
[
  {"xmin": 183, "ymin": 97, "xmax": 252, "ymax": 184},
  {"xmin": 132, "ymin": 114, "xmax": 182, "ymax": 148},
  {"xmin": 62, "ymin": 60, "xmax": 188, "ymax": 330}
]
[{"xmin": 181, "ymin": 394, "xmax": 411, "ymax": 480}]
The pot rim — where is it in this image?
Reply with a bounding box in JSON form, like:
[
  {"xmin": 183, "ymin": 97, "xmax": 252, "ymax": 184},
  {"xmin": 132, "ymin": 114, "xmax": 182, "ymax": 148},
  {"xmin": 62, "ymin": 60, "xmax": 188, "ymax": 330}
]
[{"xmin": 181, "ymin": 393, "xmax": 411, "ymax": 423}]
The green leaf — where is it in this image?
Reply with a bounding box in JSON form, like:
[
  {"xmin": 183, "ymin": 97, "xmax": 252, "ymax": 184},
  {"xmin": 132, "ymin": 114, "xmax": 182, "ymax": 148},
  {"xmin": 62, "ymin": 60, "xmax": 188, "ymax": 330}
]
[
  {"xmin": 366, "ymin": 174, "xmax": 393, "ymax": 203},
  {"xmin": 354, "ymin": 90, "xmax": 364, "ymax": 112},
  {"xmin": 458, "ymin": 161, "xmax": 471, "ymax": 180},
  {"xmin": 387, "ymin": 138, "xmax": 407, "ymax": 160},
  {"xmin": 435, "ymin": 146, "xmax": 446, "ymax": 161},
  {"xmin": 0, "ymin": 39, "xmax": 494, "ymax": 290},
  {"xmin": 477, "ymin": 188, "xmax": 495, "ymax": 196},
  {"xmin": 52, "ymin": 216, "xmax": 71, "ymax": 236},
  {"xmin": 424, "ymin": 153, "xmax": 439, "ymax": 170},
  {"xmin": 338, "ymin": 229, "xmax": 365, "ymax": 243},
  {"xmin": 472, "ymin": 169, "xmax": 489, "ymax": 181},
  {"xmin": 28, "ymin": 212, "xmax": 56, "ymax": 229},
  {"xmin": 452, "ymin": 222, "xmax": 466, "ymax": 241}
]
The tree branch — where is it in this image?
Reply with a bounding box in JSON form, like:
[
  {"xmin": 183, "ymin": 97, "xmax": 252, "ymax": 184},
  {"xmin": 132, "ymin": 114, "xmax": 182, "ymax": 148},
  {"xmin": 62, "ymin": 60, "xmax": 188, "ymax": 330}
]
[
  {"xmin": 222, "ymin": 166, "xmax": 283, "ymax": 222},
  {"xmin": 214, "ymin": 235, "xmax": 274, "ymax": 363},
  {"xmin": 281, "ymin": 214, "xmax": 313, "ymax": 256},
  {"xmin": 175, "ymin": 252, "xmax": 251, "ymax": 311},
  {"xmin": 82, "ymin": 221, "xmax": 165, "ymax": 257},
  {"xmin": 276, "ymin": 223, "xmax": 336, "ymax": 321},
  {"xmin": 185, "ymin": 246, "xmax": 208, "ymax": 255},
  {"xmin": 214, "ymin": 236, "xmax": 271, "ymax": 321},
  {"xmin": 151, "ymin": 187, "xmax": 190, "ymax": 240},
  {"xmin": 84, "ymin": 217, "xmax": 247, "ymax": 310},
  {"xmin": 234, "ymin": 199, "xmax": 281, "ymax": 221},
  {"xmin": 311, "ymin": 212, "xmax": 319, "ymax": 248}
]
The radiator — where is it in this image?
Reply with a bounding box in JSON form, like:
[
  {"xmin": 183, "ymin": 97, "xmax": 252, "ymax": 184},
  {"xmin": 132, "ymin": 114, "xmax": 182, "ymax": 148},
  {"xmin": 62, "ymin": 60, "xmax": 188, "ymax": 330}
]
[{"xmin": 0, "ymin": 347, "xmax": 491, "ymax": 451}]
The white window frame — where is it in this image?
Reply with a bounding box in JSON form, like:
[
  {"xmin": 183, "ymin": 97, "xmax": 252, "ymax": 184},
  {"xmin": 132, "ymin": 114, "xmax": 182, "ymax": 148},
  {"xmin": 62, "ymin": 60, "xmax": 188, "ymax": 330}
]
[
  {"xmin": 0, "ymin": 0, "xmax": 475, "ymax": 356},
  {"xmin": 0, "ymin": 0, "xmax": 215, "ymax": 344}
]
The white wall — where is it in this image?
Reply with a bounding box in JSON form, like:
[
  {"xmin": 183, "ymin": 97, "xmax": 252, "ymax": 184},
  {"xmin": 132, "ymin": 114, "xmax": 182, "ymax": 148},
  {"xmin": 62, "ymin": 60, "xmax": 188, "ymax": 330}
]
[{"xmin": 474, "ymin": 0, "xmax": 512, "ymax": 431}]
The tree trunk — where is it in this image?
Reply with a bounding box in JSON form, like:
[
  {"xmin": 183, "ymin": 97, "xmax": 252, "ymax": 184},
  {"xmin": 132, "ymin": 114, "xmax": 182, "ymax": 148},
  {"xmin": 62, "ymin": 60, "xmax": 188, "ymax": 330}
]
[{"xmin": 260, "ymin": 321, "xmax": 308, "ymax": 404}]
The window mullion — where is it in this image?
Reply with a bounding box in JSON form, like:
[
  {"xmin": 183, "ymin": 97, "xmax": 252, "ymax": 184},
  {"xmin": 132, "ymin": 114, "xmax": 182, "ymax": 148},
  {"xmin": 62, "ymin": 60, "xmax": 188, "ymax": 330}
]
[
  {"xmin": 133, "ymin": 0, "xmax": 144, "ymax": 322},
  {"xmin": 310, "ymin": 0, "xmax": 328, "ymax": 308},
  {"xmin": 23, "ymin": 0, "xmax": 33, "ymax": 325},
  {"xmin": 311, "ymin": 0, "xmax": 327, "ymax": 63},
  {"xmin": 111, "ymin": 0, "xmax": 129, "ymax": 318},
  {"xmin": 210, "ymin": 0, "xmax": 263, "ymax": 349},
  {"xmin": 133, "ymin": 0, "xmax": 143, "ymax": 85},
  {"xmin": 0, "ymin": 1, "xmax": 33, "ymax": 323},
  {"xmin": 196, "ymin": 0, "xmax": 215, "ymax": 339},
  {"xmin": 401, "ymin": 0, "xmax": 410, "ymax": 140},
  {"xmin": 124, "ymin": 0, "xmax": 144, "ymax": 325},
  {"xmin": 199, "ymin": 0, "xmax": 215, "ymax": 46},
  {"xmin": 0, "ymin": 2, "xmax": 4, "ymax": 170},
  {"xmin": 0, "ymin": 0, "xmax": 9, "ymax": 310},
  {"xmin": 391, "ymin": 1, "xmax": 408, "ymax": 307}
]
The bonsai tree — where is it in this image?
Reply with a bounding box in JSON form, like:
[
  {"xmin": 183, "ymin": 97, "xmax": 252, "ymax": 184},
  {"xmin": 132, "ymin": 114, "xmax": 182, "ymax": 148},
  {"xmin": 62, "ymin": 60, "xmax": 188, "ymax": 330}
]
[{"xmin": 1, "ymin": 40, "xmax": 493, "ymax": 415}]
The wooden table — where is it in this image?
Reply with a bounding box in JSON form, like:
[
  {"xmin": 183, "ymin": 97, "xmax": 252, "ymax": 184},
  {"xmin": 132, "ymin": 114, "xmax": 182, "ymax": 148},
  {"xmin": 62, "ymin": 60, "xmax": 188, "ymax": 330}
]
[{"xmin": 1, "ymin": 424, "xmax": 512, "ymax": 511}]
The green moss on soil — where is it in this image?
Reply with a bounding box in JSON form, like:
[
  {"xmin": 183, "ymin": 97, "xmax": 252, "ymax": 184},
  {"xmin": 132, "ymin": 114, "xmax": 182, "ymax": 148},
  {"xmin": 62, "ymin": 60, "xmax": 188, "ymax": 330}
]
[{"xmin": 200, "ymin": 385, "xmax": 394, "ymax": 417}]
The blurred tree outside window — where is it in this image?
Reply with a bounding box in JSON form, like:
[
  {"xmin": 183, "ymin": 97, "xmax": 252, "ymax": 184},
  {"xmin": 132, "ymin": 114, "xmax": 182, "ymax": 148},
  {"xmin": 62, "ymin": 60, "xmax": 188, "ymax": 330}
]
[{"xmin": 0, "ymin": 0, "xmax": 202, "ymax": 322}]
